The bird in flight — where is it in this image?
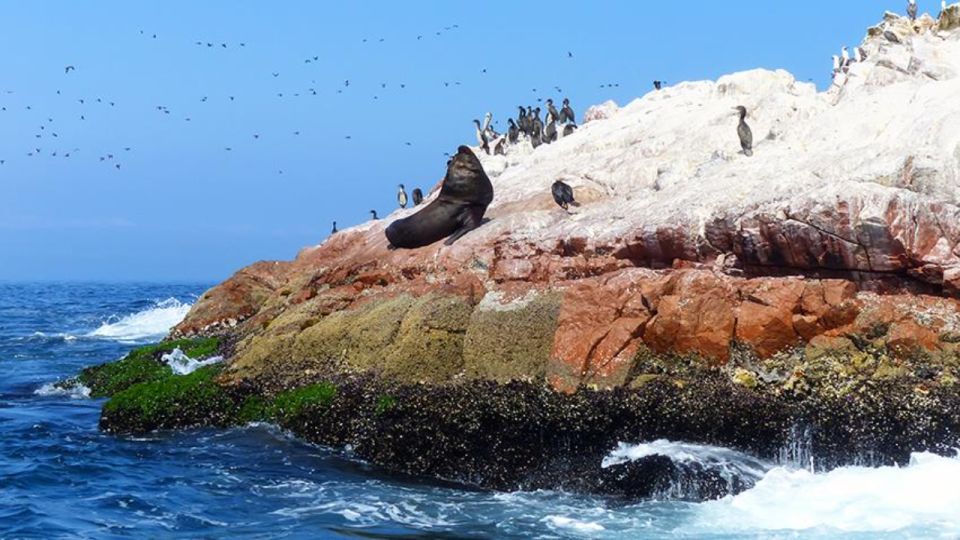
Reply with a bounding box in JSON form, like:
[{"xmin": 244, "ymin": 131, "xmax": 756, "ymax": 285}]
[{"xmin": 64, "ymin": 65, "xmax": 75, "ymax": 74}]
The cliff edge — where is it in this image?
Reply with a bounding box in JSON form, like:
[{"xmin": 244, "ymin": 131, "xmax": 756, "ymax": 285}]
[{"xmin": 173, "ymin": 11, "xmax": 960, "ymax": 394}]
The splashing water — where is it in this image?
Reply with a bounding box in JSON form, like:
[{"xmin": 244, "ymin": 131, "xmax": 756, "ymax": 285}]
[
  {"xmin": 33, "ymin": 381, "xmax": 91, "ymax": 399},
  {"xmin": 86, "ymin": 297, "xmax": 192, "ymax": 342},
  {"xmin": 603, "ymin": 439, "xmax": 773, "ymax": 484},
  {"xmin": 692, "ymin": 451, "xmax": 960, "ymax": 534},
  {"xmin": 161, "ymin": 347, "xmax": 223, "ymax": 375}
]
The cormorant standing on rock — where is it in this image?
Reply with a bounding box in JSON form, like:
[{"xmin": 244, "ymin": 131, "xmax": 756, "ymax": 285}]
[
  {"xmin": 532, "ymin": 108, "xmax": 543, "ymax": 137},
  {"xmin": 517, "ymin": 106, "xmax": 529, "ymax": 135},
  {"xmin": 331, "ymin": 221, "xmax": 338, "ymax": 234},
  {"xmin": 531, "ymin": 126, "xmax": 542, "ymax": 149},
  {"xmin": 563, "ymin": 123, "xmax": 577, "ymax": 137},
  {"xmin": 653, "ymin": 80, "xmax": 663, "ymax": 90},
  {"xmin": 560, "ymin": 98, "xmax": 575, "ymax": 124},
  {"xmin": 734, "ymin": 106, "xmax": 753, "ymax": 157},
  {"xmin": 543, "ymin": 120, "xmax": 557, "ymax": 144},
  {"xmin": 546, "ymin": 99, "xmax": 560, "ymax": 124},
  {"xmin": 908, "ymin": 0, "xmax": 918, "ymax": 21},
  {"xmin": 412, "ymin": 188, "xmax": 424, "ymax": 206},
  {"xmin": 551, "ymin": 180, "xmax": 579, "ymax": 211},
  {"xmin": 370, "ymin": 210, "xmax": 379, "ymax": 220},
  {"xmin": 494, "ymin": 138, "xmax": 506, "ymax": 155},
  {"xmin": 397, "ymin": 184, "xmax": 408, "ymax": 208},
  {"xmin": 507, "ymin": 119, "xmax": 519, "ymax": 144}
]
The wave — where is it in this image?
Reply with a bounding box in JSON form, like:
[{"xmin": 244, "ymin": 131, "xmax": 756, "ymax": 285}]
[
  {"xmin": 34, "ymin": 381, "xmax": 91, "ymax": 399},
  {"xmin": 86, "ymin": 298, "xmax": 192, "ymax": 342},
  {"xmin": 607, "ymin": 440, "xmax": 960, "ymax": 536},
  {"xmin": 602, "ymin": 439, "xmax": 773, "ymax": 484},
  {"xmin": 692, "ymin": 451, "xmax": 960, "ymax": 535}
]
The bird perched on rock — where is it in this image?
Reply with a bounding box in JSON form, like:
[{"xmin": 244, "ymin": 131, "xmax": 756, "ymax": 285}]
[
  {"xmin": 516, "ymin": 106, "xmax": 529, "ymax": 136},
  {"xmin": 542, "ymin": 119, "xmax": 557, "ymax": 144},
  {"xmin": 397, "ymin": 184, "xmax": 408, "ymax": 208},
  {"xmin": 908, "ymin": 0, "xmax": 918, "ymax": 21},
  {"xmin": 494, "ymin": 138, "xmax": 506, "ymax": 155},
  {"xmin": 653, "ymin": 80, "xmax": 663, "ymax": 90},
  {"xmin": 546, "ymin": 99, "xmax": 560, "ymax": 124},
  {"xmin": 559, "ymin": 98, "xmax": 575, "ymax": 124},
  {"xmin": 412, "ymin": 188, "xmax": 424, "ymax": 206},
  {"xmin": 472, "ymin": 119, "xmax": 485, "ymax": 146},
  {"xmin": 563, "ymin": 123, "xmax": 577, "ymax": 137},
  {"xmin": 507, "ymin": 119, "xmax": 519, "ymax": 144},
  {"xmin": 883, "ymin": 29, "xmax": 902, "ymax": 43},
  {"xmin": 551, "ymin": 180, "xmax": 579, "ymax": 211},
  {"xmin": 370, "ymin": 210, "xmax": 379, "ymax": 220},
  {"xmin": 331, "ymin": 221, "xmax": 338, "ymax": 234},
  {"xmin": 734, "ymin": 106, "xmax": 753, "ymax": 157}
]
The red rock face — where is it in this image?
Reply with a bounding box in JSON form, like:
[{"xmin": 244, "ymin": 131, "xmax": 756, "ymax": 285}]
[{"xmin": 172, "ymin": 202, "xmax": 960, "ymax": 391}]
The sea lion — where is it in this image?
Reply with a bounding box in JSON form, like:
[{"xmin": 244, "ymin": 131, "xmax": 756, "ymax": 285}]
[{"xmin": 385, "ymin": 146, "xmax": 493, "ymax": 248}]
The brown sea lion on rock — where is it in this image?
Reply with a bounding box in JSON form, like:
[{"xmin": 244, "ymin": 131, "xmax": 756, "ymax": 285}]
[{"xmin": 385, "ymin": 146, "xmax": 494, "ymax": 248}]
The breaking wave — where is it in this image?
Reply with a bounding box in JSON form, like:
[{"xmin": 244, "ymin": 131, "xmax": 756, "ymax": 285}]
[
  {"xmin": 86, "ymin": 298, "xmax": 191, "ymax": 342},
  {"xmin": 34, "ymin": 381, "xmax": 91, "ymax": 399},
  {"xmin": 605, "ymin": 440, "xmax": 960, "ymax": 537}
]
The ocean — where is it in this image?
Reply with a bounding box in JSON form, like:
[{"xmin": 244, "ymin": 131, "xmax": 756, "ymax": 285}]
[{"xmin": 1, "ymin": 282, "xmax": 958, "ymax": 539}]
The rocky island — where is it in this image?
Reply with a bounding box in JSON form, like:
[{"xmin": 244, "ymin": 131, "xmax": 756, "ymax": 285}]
[{"xmin": 81, "ymin": 10, "xmax": 960, "ymax": 499}]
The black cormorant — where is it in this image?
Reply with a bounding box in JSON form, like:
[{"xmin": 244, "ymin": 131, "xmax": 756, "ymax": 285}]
[
  {"xmin": 734, "ymin": 106, "xmax": 753, "ymax": 157},
  {"xmin": 551, "ymin": 180, "xmax": 579, "ymax": 211},
  {"xmin": 507, "ymin": 119, "xmax": 519, "ymax": 144},
  {"xmin": 560, "ymin": 98, "xmax": 575, "ymax": 124}
]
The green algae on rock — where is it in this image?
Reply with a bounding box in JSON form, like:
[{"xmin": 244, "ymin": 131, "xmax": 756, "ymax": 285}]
[
  {"xmin": 100, "ymin": 365, "xmax": 237, "ymax": 432},
  {"xmin": 78, "ymin": 337, "xmax": 220, "ymax": 398}
]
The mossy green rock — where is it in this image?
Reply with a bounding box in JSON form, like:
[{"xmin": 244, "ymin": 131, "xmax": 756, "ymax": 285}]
[
  {"xmin": 100, "ymin": 365, "xmax": 237, "ymax": 432},
  {"xmin": 79, "ymin": 337, "xmax": 219, "ymax": 397}
]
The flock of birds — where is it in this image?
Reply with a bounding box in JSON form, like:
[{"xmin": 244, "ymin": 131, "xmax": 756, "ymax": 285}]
[
  {"xmin": 831, "ymin": 0, "xmax": 948, "ymax": 81},
  {"xmin": 351, "ymin": 1, "xmax": 950, "ymax": 237},
  {"xmin": 349, "ymin": 84, "xmax": 754, "ymax": 239},
  {"xmin": 7, "ymin": 3, "xmax": 944, "ymax": 240}
]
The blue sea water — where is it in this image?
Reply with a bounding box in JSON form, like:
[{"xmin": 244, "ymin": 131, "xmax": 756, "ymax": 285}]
[{"xmin": 2, "ymin": 282, "xmax": 959, "ymax": 539}]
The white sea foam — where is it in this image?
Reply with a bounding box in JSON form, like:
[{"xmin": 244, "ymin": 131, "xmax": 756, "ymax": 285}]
[
  {"xmin": 688, "ymin": 451, "xmax": 960, "ymax": 535},
  {"xmin": 34, "ymin": 381, "xmax": 91, "ymax": 399},
  {"xmin": 602, "ymin": 439, "xmax": 773, "ymax": 484},
  {"xmin": 25, "ymin": 331, "xmax": 79, "ymax": 342},
  {"xmin": 86, "ymin": 298, "xmax": 191, "ymax": 342},
  {"xmin": 161, "ymin": 348, "xmax": 223, "ymax": 375},
  {"xmin": 543, "ymin": 515, "xmax": 606, "ymax": 533}
]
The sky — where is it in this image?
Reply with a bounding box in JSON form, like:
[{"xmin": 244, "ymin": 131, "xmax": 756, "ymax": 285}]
[{"xmin": 0, "ymin": 1, "xmax": 908, "ymax": 282}]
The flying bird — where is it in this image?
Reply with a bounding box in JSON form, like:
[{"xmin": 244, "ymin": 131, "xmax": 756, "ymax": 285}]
[{"xmin": 64, "ymin": 65, "xmax": 75, "ymax": 74}]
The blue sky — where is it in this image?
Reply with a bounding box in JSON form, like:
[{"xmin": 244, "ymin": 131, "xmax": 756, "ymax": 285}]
[{"xmin": 0, "ymin": 1, "xmax": 903, "ymax": 281}]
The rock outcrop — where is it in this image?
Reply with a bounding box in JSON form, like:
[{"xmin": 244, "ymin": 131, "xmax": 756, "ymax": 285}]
[{"xmin": 174, "ymin": 11, "xmax": 960, "ymax": 393}]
